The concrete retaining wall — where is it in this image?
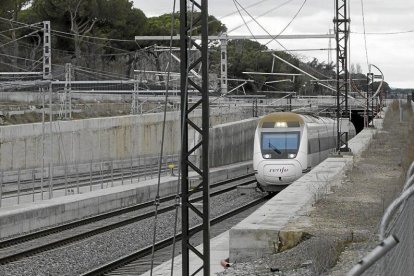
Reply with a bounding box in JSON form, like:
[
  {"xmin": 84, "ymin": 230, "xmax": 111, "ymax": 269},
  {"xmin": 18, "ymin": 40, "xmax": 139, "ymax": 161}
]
[
  {"xmin": 0, "ymin": 161, "xmax": 252, "ymax": 238},
  {"xmin": 207, "ymin": 118, "xmax": 258, "ymax": 168},
  {"xmin": 0, "ymin": 108, "xmax": 248, "ymax": 171}
]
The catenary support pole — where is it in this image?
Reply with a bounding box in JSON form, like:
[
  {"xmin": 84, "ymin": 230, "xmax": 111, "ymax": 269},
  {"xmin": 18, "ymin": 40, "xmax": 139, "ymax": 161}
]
[{"xmin": 181, "ymin": 0, "xmax": 210, "ymax": 274}]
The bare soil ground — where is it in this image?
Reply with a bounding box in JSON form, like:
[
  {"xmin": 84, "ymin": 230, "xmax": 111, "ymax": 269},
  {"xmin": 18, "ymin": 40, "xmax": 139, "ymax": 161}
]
[{"xmin": 220, "ymin": 101, "xmax": 414, "ymax": 276}]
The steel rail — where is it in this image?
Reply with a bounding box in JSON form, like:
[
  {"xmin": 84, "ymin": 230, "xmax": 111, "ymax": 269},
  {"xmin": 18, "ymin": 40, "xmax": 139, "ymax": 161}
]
[
  {"xmin": 80, "ymin": 196, "xmax": 266, "ymax": 276},
  {"xmin": 0, "ymin": 174, "xmax": 255, "ymax": 264}
]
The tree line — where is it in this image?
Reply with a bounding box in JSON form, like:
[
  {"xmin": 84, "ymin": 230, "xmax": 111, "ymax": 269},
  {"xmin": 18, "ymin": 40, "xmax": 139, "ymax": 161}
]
[{"xmin": 1, "ymin": 0, "xmax": 390, "ymax": 95}]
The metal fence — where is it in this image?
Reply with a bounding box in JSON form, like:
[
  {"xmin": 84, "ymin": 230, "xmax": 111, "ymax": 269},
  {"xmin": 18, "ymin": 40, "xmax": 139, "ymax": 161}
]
[
  {"xmin": 0, "ymin": 154, "xmax": 180, "ymax": 207},
  {"xmin": 348, "ymin": 161, "xmax": 414, "ymax": 275}
]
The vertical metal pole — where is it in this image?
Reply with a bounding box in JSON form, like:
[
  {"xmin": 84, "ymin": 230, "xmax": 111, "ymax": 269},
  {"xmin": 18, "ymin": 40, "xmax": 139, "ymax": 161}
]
[
  {"xmin": 32, "ymin": 170, "xmax": 35, "ymax": 202},
  {"xmin": 111, "ymin": 160, "xmax": 114, "ymax": 187},
  {"xmin": 0, "ymin": 171, "xmax": 2, "ymax": 208},
  {"xmin": 43, "ymin": 21, "xmax": 52, "ymax": 80},
  {"xmin": 49, "ymin": 82, "xmax": 54, "ymax": 198},
  {"xmin": 48, "ymin": 163, "xmax": 52, "ymax": 199},
  {"xmin": 100, "ymin": 162, "xmax": 103, "ymax": 189},
  {"xmin": 41, "ymin": 88, "xmax": 45, "ymax": 200},
  {"xmin": 130, "ymin": 157, "xmax": 133, "ymax": 183},
  {"xmin": 220, "ymin": 33, "xmax": 228, "ymax": 96},
  {"xmin": 68, "ymin": 63, "xmax": 72, "ymax": 119},
  {"xmin": 76, "ymin": 164, "xmax": 79, "ymax": 194},
  {"xmin": 365, "ymin": 73, "xmax": 370, "ymax": 128},
  {"xmin": 180, "ymin": 5, "xmax": 190, "ymax": 273},
  {"xmin": 181, "ymin": 0, "xmax": 210, "ymax": 274},
  {"xmin": 371, "ymin": 80, "xmax": 374, "ymax": 126},
  {"xmin": 89, "ymin": 160, "xmax": 93, "ymax": 191},
  {"xmin": 17, "ymin": 169, "xmax": 21, "ymax": 205},
  {"xmin": 64, "ymin": 164, "xmax": 68, "ymax": 196},
  {"xmin": 121, "ymin": 160, "xmax": 124, "ymax": 185},
  {"xmin": 334, "ymin": 0, "xmax": 350, "ymax": 152}
]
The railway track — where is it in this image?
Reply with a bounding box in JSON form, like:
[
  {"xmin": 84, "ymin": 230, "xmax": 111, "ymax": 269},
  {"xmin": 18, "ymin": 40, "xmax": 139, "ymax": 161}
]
[
  {"xmin": 0, "ymin": 173, "xmax": 256, "ymax": 265},
  {"xmin": 81, "ymin": 196, "xmax": 266, "ymax": 276}
]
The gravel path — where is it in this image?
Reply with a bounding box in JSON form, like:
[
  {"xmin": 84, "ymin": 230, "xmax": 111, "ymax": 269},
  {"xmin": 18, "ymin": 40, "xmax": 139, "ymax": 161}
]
[
  {"xmin": 0, "ymin": 188, "xmax": 263, "ymax": 276},
  {"xmin": 219, "ymin": 102, "xmax": 414, "ymax": 275}
]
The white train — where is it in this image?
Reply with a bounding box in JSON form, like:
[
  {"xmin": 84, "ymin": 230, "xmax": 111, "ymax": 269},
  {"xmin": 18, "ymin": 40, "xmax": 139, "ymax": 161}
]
[{"xmin": 253, "ymin": 112, "xmax": 355, "ymax": 192}]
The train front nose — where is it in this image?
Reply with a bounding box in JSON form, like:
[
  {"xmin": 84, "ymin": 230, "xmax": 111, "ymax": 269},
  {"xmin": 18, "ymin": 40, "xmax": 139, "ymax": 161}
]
[{"xmin": 258, "ymin": 160, "xmax": 302, "ymax": 185}]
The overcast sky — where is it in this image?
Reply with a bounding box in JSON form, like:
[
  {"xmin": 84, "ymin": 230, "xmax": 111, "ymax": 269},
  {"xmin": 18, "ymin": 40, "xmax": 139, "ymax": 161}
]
[{"xmin": 132, "ymin": 0, "xmax": 414, "ymax": 89}]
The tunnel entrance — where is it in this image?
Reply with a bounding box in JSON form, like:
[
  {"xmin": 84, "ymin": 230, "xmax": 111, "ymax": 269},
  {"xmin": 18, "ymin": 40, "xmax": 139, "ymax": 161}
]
[{"xmin": 351, "ymin": 110, "xmax": 367, "ymax": 134}]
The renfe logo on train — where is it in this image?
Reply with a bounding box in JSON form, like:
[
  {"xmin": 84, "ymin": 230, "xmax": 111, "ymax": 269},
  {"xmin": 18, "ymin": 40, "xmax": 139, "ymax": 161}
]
[{"xmin": 269, "ymin": 167, "xmax": 289, "ymax": 173}]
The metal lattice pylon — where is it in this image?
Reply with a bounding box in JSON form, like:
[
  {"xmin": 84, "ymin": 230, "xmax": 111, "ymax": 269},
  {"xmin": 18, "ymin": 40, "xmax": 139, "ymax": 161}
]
[
  {"xmin": 59, "ymin": 63, "xmax": 72, "ymax": 119},
  {"xmin": 131, "ymin": 75, "xmax": 140, "ymax": 114},
  {"xmin": 43, "ymin": 21, "xmax": 52, "ymax": 80},
  {"xmin": 334, "ymin": 0, "xmax": 350, "ymax": 152},
  {"xmin": 180, "ymin": 0, "xmax": 210, "ymax": 275}
]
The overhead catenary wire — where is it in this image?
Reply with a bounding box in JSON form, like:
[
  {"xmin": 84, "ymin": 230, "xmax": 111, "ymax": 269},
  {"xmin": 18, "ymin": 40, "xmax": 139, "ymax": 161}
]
[
  {"xmin": 0, "ymin": 16, "xmax": 140, "ymax": 55},
  {"xmin": 227, "ymin": 0, "xmax": 295, "ymax": 33},
  {"xmin": 360, "ymin": 0, "xmax": 369, "ymax": 70},
  {"xmin": 149, "ymin": 0, "xmax": 178, "ymax": 275},
  {"xmin": 352, "ymin": 29, "xmax": 414, "ymax": 35},
  {"xmin": 230, "ymin": 0, "xmax": 333, "ymax": 81},
  {"xmin": 0, "ymin": 22, "xmax": 42, "ymax": 35},
  {"xmin": 232, "ymin": 0, "xmax": 257, "ymax": 43}
]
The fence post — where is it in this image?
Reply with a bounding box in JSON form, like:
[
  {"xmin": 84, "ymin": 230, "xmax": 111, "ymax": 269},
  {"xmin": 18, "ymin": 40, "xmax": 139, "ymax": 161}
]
[
  {"xmin": 40, "ymin": 165, "xmax": 44, "ymax": 200},
  {"xmin": 100, "ymin": 162, "xmax": 103, "ymax": 189},
  {"xmin": 111, "ymin": 160, "xmax": 114, "ymax": 187},
  {"xmin": 32, "ymin": 170, "xmax": 35, "ymax": 202},
  {"xmin": 76, "ymin": 164, "xmax": 80, "ymax": 194},
  {"xmin": 144, "ymin": 156, "xmax": 147, "ymax": 180},
  {"xmin": 89, "ymin": 160, "xmax": 93, "ymax": 192},
  {"xmin": 64, "ymin": 164, "xmax": 68, "ymax": 196},
  {"xmin": 17, "ymin": 169, "xmax": 21, "ymax": 205},
  {"xmin": 121, "ymin": 160, "xmax": 124, "ymax": 185},
  {"xmin": 0, "ymin": 171, "xmax": 3, "ymax": 208},
  {"xmin": 130, "ymin": 157, "xmax": 133, "ymax": 184},
  {"xmin": 48, "ymin": 163, "xmax": 53, "ymax": 199}
]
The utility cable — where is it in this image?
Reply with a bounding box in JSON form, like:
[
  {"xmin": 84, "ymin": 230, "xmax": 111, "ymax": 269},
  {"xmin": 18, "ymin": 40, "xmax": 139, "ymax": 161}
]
[
  {"xmin": 360, "ymin": 0, "xmax": 369, "ymax": 70},
  {"xmin": 352, "ymin": 29, "xmax": 414, "ymax": 35},
  {"xmin": 0, "ymin": 22, "xmax": 42, "ymax": 34},
  {"xmin": 231, "ymin": 0, "xmax": 325, "ymax": 83},
  {"xmin": 0, "ymin": 16, "xmax": 138, "ymax": 55},
  {"xmin": 231, "ymin": 0, "xmax": 330, "ymax": 82},
  {"xmin": 170, "ymin": 2, "xmax": 197, "ymax": 275},
  {"xmin": 0, "ymin": 29, "xmax": 40, "ymax": 48},
  {"xmin": 228, "ymin": 0, "xmax": 295, "ymax": 34},
  {"xmin": 149, "ymin": 0, "xmax": 177, "ymax": 275},
  {"xmin": 232, "ymin": 0, "xmax": 257, "ymax": 43}
]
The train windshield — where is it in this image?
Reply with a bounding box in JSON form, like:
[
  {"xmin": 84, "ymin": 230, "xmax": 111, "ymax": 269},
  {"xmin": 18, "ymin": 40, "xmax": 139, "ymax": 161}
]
[{"xmin": 261, "ymin": 132, "xmax": 300, "ymax": 159}]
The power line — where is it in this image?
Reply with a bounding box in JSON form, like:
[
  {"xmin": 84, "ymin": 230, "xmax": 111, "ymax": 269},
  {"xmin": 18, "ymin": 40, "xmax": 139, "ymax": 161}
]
[
  {"xmin": 360, "ymin": 0, "xmax": 369, "ymax": 70},
  {"xmin": 0, "ymin": 16, "xmax": 139, "ymax": 55},
  {"xmin": 352, "ymin": 29, "xmax": 414, "ymax": 35},
  {"xmin": 0, "ymin": 22, "xmax": 42, "ymax": 34},
  {"xmin": 228, "ymin": 0, "xmax": 296, "ymax": 33},
  {"xmin": 0, "ymin": 29, "xmax": 40, "ymax": 48},
  {"xmin": 232, "ymin": 0, "xmax": 257, "ymax": 42},
  {"xmin": 231, "ymin": 0, "xmax": 330, "ymax": 80}
]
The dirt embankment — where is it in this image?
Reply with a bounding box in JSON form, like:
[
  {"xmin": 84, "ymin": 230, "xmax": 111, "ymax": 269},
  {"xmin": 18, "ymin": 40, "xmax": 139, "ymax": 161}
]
[{"xmin": 220, "ymin": 101, "xmax": 414, "ymax": 276}]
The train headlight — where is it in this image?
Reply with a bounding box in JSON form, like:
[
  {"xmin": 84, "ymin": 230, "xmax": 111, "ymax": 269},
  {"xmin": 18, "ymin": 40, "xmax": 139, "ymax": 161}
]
[
  {"xmin": 275, "ymin": 122, "xmax": 288, "ymax": 127},
  {"xmin": 288, "ymin": 153, "xmax": 296, "ymax": 159},
  {"xmin": 264, "ymin": 154, "xmax": 271, "ymax": 159}
]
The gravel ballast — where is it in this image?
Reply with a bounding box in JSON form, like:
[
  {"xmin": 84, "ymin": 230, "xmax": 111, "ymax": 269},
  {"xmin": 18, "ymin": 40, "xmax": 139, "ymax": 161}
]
[{"xmin": 0, "ymin": 188, "xmax": 263, "ymax": 276}]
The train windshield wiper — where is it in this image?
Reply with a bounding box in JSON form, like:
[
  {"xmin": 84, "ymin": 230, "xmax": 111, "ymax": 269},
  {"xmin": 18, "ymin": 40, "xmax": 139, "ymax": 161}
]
[{"xmin": 268, "ymin": 142, "xmax": 282, "ymax": 154}]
